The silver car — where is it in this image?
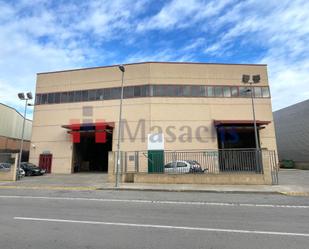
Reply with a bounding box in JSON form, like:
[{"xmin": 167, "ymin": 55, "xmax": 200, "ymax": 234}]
[{"xmin": 164, "ymin": 160, "xmax": 204, "ymax": 174}]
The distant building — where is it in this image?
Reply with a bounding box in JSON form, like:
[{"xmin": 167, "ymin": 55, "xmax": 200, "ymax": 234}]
[
  {"xmin": 0, "ymin": 103, "xmax": 32, "ymax": 161},
  {"xmin": 274, "ymin": 99, "xmax": 309, "ymax": 168}
]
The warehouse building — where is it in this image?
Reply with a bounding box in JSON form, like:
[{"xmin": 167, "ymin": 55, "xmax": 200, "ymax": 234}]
[
  {"xmin": 29, "ymin": 62, "xmax": 277, "ymax": 176},
  {"xmin": 0, "ymin": 103, "xmax": 32, "ymax": 161},
  {"xmin": 274, "ymin": 99, "xmax": 309, "ymax": 169}
]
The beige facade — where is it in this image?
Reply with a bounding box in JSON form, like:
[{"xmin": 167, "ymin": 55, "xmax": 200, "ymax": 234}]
[{"xmin": 30, "ymin": 62, "xmax": 277, "ymax": 174}]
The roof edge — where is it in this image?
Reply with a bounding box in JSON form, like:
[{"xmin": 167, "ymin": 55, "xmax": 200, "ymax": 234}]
[
  {"xmin": 0, "ymin": 103, "xmax": 33, "ymax": 122},
  {"xmin": 37, "ymin": 61, "xmax": 268, "ymax": 75}
]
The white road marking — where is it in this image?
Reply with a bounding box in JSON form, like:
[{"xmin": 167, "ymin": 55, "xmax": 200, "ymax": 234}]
[
  {"xmin": 14, "ymin": 217, "xmax": 309, "ymax": 237},
  {"xmin": 0, "ymin": 195, "xmax": 308, "ymax": 209}
]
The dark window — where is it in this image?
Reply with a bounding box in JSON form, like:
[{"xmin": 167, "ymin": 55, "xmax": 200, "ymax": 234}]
[
  {"xmin": 104, "ymin": 88, "xmax": 111, "ymax": 100},
  {"xmin": 223, "ymin": 87, "xmax": 231, "ymax": 97},
  {"xmin": 214, "ymin": 87, "xmax": 223, "ymax": 97},
  {"xmin": 74, "ymin": 91, "xmax": 82, "ymax": 102},
  {"xmin": 96, "ymin": 89, "xmax": 104, "ymax": 100},
  {"xmin": 60, "ymin": 92, "xmax": 68, "ymax": 103},
  {"xmin": 177, "ymin": 162, "xmax": 187, "ymax": 167},
  {"xmin": 68, "ymin": 92, "xmax": 74, "ymax": 102},
  {"xmin": 88, "ymin": 90, "xmax": 96, "ymax": 101},
  {"xmin": 47, "ymin": 93, "xmax": 54, "ymax": 104},
  {"xmin": 111, "ymin": 87, "xmax": 121, "ymax": 99},
  {"xmin": 124, "ymin": 86, "xmax": 134, "ymax": 98},
  {"xmin": 140, "ymin": 85, "xmax": 149, "ymax": 97},
  {"xmin": 35, "ymin": 94, "xmax": 41, "ymax": 105},
  {"xmin": 82, "ymin": 90, "xmax": 88, "ymax": 101},
  {"xmin": 239, "ymin": 87, "xmax": 251, "ymax": 97},
  {"xmin": 191, "ymin": 85, "xmax": 206, "ymax": 97},
  {"xmin": 134, "ymin": 86, "xmax": 141, "ymax": 97},
  {"xmin": 262, "ymin": 87, "xmax": 270, "ymax": 98},
  {"xmin": 207, "ymin": 86, "xmax": 214, "ymax": 97},
  {"xmin": 231, "ymin": 87, "xmax": 238, "ymax": 97},
  {"xmin": 54, "ymin": 93, "xmax": 60, "ymax": 103},
  {"xmin": 165, "ymin": 163, "xmax": 173, "ymax": 169},
  {"xmin": 254, "ymin": 87, "xmax": 262, "ymax": 97},
  {"xmin": 41, "ymin": 94, "xmax": 47, "ymax": 104},
  {"xmin": 153, "ymin": 85, "xmax": 165, "ymax": 96}
]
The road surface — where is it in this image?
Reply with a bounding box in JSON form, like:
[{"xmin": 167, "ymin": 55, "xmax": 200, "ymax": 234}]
[{"xmin": 0, "ymin": 189, "xmax": 308, "ymax": 249}]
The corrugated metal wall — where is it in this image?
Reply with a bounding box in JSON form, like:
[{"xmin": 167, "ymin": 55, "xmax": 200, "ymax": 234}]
[
  {"xmin": 273, "ymin": 100, "xmax": 309, "ymax": 162},
  {"xmin": 0, "ymin": 103, "xmax": 32, "ymax": 140}
]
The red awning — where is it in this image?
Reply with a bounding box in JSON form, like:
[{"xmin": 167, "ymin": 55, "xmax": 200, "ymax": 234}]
[{"xmin": 214, "ymin": 120, "xmax": 271, "ymax": 126}]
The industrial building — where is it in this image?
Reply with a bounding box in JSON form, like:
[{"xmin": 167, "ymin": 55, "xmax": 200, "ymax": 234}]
[
  {"xmin": 274, "ymin": 99, "xmax": 309, "ymax": 169},
  {"xmin": 0, "ymin": 103, "xmax": 32, "ymax": 161},
  {"xmin": 29, "ymin": 62, "xmax": 277, "ymax": 178}
]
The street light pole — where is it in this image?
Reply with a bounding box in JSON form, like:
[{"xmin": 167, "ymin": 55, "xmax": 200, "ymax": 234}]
[
  {"xmin": 242, "ymin": 75, "xmax": 261, "ymax": 172},
  {"xmin": 250, "ymin": 82, "xmax": 259, "ymax": 152},
  {"xmin": 17, "ymin": 92, "xmax": 33, "ymax": 180},
  {"xmin": 115, "ymin": 65, "xmax": 125, "ymax": 187}
]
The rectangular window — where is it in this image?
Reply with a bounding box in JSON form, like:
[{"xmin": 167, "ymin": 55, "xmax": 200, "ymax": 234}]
[
  {"xmin": 104, "ymin": 88, "xmax": 111, "ymax": 100},
  {"xmin": 214, "ymin": 86, "xmax": 223, "ymax": 97},
  {"xmin": 191, "ymin": 86, "xmax": 201, "ymax": 97},
  {"xmin": 254, "ymin": 87, "xmax": 262, "ymax": 98},
  {"xmin": 96, "ymin": 89, "xmax": 104, "ymax": 100},
  {"xmin": 88, "ymin": 90, "xmax": 96, "ymax": 101},
  {"xmin": 110, "ymin": 87, "xmax": 121, "ymax": 99},
  {"xmin": 82, "ymin": 90, "xmax": 88, "ymax": 101},
  {"xmin": 239, "ymin": 87, "xmax": 251, "ymax": 97},
  {"xmin": 124, "ymin": 86, "xmax": 134, "ymax": 98},
  {"xmin": 74, "ymin": 91, "xmax": 82, "ymax": 102},
  {"xmin": 54, "ymin": 93, "xmax": 60, "ymax": 103},
  {"xmin": 134, "ymin": 86, "xmax": 141, "ymax": 97},
  {"xmin": 223, "ymin": 87, "xmax": 231, "ymax": 97},
  {"xmin": 60, "ymin": 92, "xmax": 68, "ymax": 103},
  {"xmin": 47, "ymin": 93, "xmax": 55, "ymax": 104},
  {"xmin": 41, "ymin": 94, "xmax": 48, "ymax": 104},
  {"xmin": 68, "ymin": 91, "xmax": 74, "ymax": 102},
  {"xmin": 207, "ymin": 86, "xmax": 214, "ymax": 97},
  {"xmin": 35, "ymin": 94, "xmax": 41, "ymax": 105},
  {"xmin": 141, "ymin": 85, "xmax": 149, "ymax": 97},
  {"xmin": 153, "ymin": 85, "xmax": 164, "ymax": 96},
  {"xmin": 231, "ymin": 87, "xmax": 238, "ymax": 97},
  {"xmin": 262, "ymin": 87, "xmax": 270, "ymax": 98}
]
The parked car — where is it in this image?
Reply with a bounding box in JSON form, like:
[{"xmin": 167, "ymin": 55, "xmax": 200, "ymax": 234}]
[
  {"xmin": 0, "ymin": 163, "xmax": 25, "ymax": 178},
  {"xmin": 164, "ymin": 160, "xmax": 205, "ymax": 173},
  {"xmin": 20, "ymin": 162, "xmax": 46, "ymax": 176},
  {"xmin": 0, "ymin": 163, "xmax": 10, "ymax": 172}
]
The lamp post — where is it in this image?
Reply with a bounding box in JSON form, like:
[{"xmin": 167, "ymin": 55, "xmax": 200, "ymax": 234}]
[
  {"xmin": 242, "ymin": 74, "xmax": 261, "ymax": 171},
  {"xmin": 17, "ymin": 92, "xmax": 33, "ymax": 180},
  {"xmin": 115, "ymin": 65, "xmax": 125, "ymax": 187}
]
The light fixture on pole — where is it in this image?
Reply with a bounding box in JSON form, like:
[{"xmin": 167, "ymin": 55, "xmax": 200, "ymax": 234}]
[
  {"xmin": 17, "ymin": 92, "xmax": 33, "ymax": 180},
  {"xmin": 115, "ymin": 65, "xmax": 125, "ymax": 187},
  {"xmin": 242, "ymin": 74, "xmax": 261, "ymax": 171}
]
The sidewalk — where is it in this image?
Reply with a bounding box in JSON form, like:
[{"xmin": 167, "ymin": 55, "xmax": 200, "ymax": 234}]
[{"xmin": 0, "ymin": 170, "xmax": 309, "ymax": 196}]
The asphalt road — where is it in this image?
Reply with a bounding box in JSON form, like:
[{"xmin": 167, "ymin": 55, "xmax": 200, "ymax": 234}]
[{"xmin": 0, "ymin": 189, "xmax": 308, "ymax": 249}]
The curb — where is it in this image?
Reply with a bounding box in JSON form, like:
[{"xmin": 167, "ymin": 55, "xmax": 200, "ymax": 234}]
[
  {"xmin": 279, "ymin": 192, "xmax": 309, "ymax": 197},
  {"xmin": 0, "ymin": 185, "xmax": 280, "ymax": 195}
]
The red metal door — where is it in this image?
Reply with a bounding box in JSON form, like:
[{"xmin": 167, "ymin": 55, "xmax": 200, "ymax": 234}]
[{"xmin": 39, "ymin": 154, "xmax": 52, "ymax": 173}]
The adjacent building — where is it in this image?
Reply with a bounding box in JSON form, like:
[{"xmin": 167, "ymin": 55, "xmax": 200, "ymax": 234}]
[
  {"xmin": 29, "ymin": 62, "xmax": 277, "ymax": 175},
  {"xmin": 0, "ymin": 103, "xmax": 32, "ymax": 161},
  {"xmin": 274, "ymin": 99, "xmax": 309, "ymax": 168}
]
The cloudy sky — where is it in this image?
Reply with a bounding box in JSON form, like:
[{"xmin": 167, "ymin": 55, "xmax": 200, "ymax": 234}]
[{"xmin": 0, "ymin": 0, "xmax": 308, "ymax": 118}]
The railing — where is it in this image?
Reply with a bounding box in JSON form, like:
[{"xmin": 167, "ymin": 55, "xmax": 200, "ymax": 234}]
[{"xmin": 122, "ymin": 149, "xmax": 277, "ymax": 176}]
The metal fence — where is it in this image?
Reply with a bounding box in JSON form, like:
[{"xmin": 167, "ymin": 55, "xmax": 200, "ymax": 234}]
[{"xmin": 122, "ymin": 149, "xmax": 277, "ymax": 177}]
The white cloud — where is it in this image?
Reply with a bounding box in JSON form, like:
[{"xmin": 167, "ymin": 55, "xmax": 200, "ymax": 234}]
[
  {"xmin": 137, "ymin": 0, "xmax": 232, "ymax": 31},
  {"xmin": 201, "ymin": 0, "xmax": 309, "ymax": 110}
]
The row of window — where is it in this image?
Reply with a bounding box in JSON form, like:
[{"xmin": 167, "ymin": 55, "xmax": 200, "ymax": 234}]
[{"xmin": 35, "ymin": 84, "xmax": 271, "ymax": 105}]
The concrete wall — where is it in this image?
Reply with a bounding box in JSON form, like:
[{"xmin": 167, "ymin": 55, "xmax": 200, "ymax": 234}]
[
  {"xmin": 30, "ymin": 62, "xmax": 277, "ymax": 174},
  {"xmin": 0, "ymin": 154, "xmax": 17, "ymax": 181}
]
